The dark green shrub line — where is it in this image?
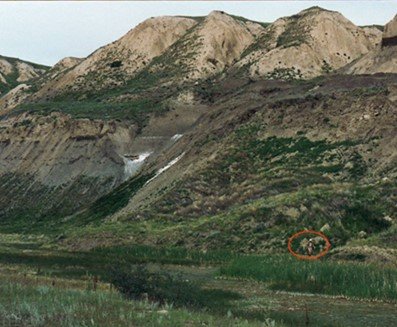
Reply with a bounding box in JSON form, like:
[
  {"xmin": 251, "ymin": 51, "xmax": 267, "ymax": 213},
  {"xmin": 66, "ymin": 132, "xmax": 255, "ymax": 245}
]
[
  {"xmin": 14, "ymin": 97, "xmax": 162, "ymax": 129},
  {"xmin": 92, "ymin": 244, "xmax": 240, "ymax": 266},
  {"xmin": 109, "ymin": 265, "xmax": 242, "ymax": 311},
  {"xmin": 359, "ymin": 24, "xmax": 384, "ymax": 31},
  {"xmin": 0, "ymin": 243, "xmax": 240, "ymax": 282}
]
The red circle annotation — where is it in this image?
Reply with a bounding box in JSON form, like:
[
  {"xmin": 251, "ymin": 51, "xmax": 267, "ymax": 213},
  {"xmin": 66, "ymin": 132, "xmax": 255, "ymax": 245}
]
[{"xmin": 288, "ymin": 229, "xmax": 331, "ymax": 260}]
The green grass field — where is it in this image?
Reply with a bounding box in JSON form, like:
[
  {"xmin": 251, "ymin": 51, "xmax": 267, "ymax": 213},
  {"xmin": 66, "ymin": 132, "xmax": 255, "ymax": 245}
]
[
  {"xmin": 0, "ymin": 276, "xmax": 265, "ymax": 327},
  {"xmin": 219, "ymin": 255, "xmax": 397, "ymax": 301},
  {"xmin": 0, "ymin": 235, "xmax": 396, "ymax": 326}
]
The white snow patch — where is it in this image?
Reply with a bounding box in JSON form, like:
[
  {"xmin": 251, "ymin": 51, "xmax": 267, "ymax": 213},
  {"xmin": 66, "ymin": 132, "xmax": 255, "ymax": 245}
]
[
  {"xmin": 122, "ymin": 152, "xmax": 152, "ymax": 180},
  {"xmin": 171, "ymin": 134, "xmax": 183, "ymax": 141},
  {"xmin": 157, "ymin": 153, "xmax": 184, "ymax": 175},
  {"xmin": 146, "ymin": 152, "xmax": 185, "ymax": 185}
]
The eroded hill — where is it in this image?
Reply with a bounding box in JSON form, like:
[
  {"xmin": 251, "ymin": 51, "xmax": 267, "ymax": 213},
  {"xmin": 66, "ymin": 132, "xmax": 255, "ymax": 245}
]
[
  {"xmin": 234, "ymin": 6, "xmax": 381, "ymax": 79},
  {"xmin": 0, "ymin": 6, "xmax": 383, "ymax": 113},
  {"xmin": 53, "ymin": 74, "xmax": 396, "ymax": 253},
  {"xmin": 0, "ymin": 7, "xmax": 396, "ymax": 260}
]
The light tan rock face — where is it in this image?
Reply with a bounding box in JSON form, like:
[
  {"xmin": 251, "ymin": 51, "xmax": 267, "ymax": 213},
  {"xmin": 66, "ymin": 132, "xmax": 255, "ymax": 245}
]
[
  {"xmin": 189, "ymin": 11, "xmax": 263, "ymax": 78},
  {"xmin": 54, "ymin": 57, "xmax": 83, "ymax": 70},
  {"xmin": 0, "ymin": 113, "xmax": 137, "ymax": 186},
  {"xmin": 32, "ymin": 16, "xmax": 197, "ymax": 99},
  {"xmin": 0, "ymin": 84, "xmax": 31, "ymax": 113},
  {"xmin": 0, "ymin": 74, "xmax": 7, "ymax": 84},
  {"xmin": 0, "ymin": 59, "xmax": 13, "ymax": 76},
  {"xmin": 15, "ymin": 7, "xmax": 386, "ymax": 104},
  {"xmin": 75, "ymin": 15, "xmax": 197, "ymax": 76},
  {"xmin": 346, "ymin": 14, "xmax": 397, "ymax": 74},
  {"xmin": 0, "ymin": 56, "xmax": 84, "ymax": 111},
  {"xmin": 148, "ymin": 11, "xmax": 265, "ymax": 81},
  {"xmin": 48, "ymin": 56, "xmax": 83, "ymax": 79},
  {"xmin": 345, "ymin": 46, "xmax": 397, "ymax": 74},
  {"xmin": 0, "ymin": 58, "xmax": 47, "ymax": 83},
  {"xmin": 175, "ymin": 11, "xmax": 262, "ymax": 79},
  {"xmin": 0, "ymin": 56, "xmax": 48, "ymax": 96},
  {"xmin": 235, "ymin": 7, "xmax": 381, "ymax": 79},
  {"xmin": 31, "ymin": 11, "xmax": 265, "ymax": 96},
  {"xmin": 383, "ymin": 14, "xmax": 397, "ymax": 39},
  {"xmin": 16, "ymin": 62, "xmax": 43, "ymax": 82}
]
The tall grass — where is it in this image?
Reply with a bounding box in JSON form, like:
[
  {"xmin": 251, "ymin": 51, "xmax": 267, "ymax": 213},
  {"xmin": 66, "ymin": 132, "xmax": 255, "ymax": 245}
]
[
  {"xmin": 0, "ymin": 243, "xmax": 239, "ymax": 282},
  {"xmin": 110, "ymin": 265, "xmax": 242, "ymax": 311},
  {"xmin": 219, "ymin": 255, "xmax": 397, "ymax": 301},
  {"xmin": 93, "ymin": 244, "xmax": 239, "ymax": 265},
  {"xmin": 0, "ymin": 279, "xmax": 263, "ymax": 327}
]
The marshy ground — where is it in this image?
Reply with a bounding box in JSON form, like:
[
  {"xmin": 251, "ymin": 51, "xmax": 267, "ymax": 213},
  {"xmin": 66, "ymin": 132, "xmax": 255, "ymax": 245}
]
[{"xmin": 0, "ymin": 234, "xmax": 395, "ymax": 327}]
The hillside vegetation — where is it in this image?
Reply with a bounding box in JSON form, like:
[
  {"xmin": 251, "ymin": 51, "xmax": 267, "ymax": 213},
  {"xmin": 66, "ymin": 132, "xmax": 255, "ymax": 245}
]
[{"xmin": 0, "ymin": 7, "xmax": 396, "ymax": 326}]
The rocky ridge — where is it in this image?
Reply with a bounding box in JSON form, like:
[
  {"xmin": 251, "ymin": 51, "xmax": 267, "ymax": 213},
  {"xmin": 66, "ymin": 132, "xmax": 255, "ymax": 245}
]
[
  {"xmin": 234, "ymin": 7, "xmax": 381, "ymax": 79},
  {"xmin": 3, "ymin": 6, "xmax": 385, "ymax": 106},
  {"xmin": 29, "ymin": 16, "xmax": 198, "ymax": 100}
]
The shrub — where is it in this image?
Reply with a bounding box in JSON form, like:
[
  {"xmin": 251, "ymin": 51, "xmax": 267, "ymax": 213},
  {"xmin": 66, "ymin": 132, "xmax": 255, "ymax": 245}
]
[
  {"xmin": 109, "ymin": 265, "xmax": 242, "ymax": 311},
  {"xmin": 109, "ymin": 265, "xmax": 205, "ymax": 308},
  {"xmin": 110, "ymin": 60, "xmax": 122, "ymax": 68},
  {"xmin": 321, "ymin": 60, "xmax": 333, "ymax": 74}
]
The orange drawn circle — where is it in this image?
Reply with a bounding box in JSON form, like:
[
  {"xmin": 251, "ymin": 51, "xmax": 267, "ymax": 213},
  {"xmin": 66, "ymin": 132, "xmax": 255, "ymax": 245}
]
[{"xmin": 288, "ymin": 230, "xmax": 331, "ymax": 260}]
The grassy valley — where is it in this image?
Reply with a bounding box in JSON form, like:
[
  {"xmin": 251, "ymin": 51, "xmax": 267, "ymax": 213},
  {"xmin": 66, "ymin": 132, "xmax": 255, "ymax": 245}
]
[
  {"xmin": 0, "ymin": 236, "xmax": 395, "ymax": 326},
  {"xmin": 0, "ymin": 6, "xmax": 396, "ymax": 327}
]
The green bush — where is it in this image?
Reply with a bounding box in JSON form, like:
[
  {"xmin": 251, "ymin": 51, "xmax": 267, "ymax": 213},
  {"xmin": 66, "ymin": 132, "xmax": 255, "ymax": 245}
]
[
  {"xmin": 94, "ymin": 245, "xmax": 238, "ymax": 265},
  {"xmin": 110, "ymin": 265, "xmax": 205, "ymax": 308},
  {"xmin": 110, "ymin": 265, "xmax": 242, "ymax": 311}
]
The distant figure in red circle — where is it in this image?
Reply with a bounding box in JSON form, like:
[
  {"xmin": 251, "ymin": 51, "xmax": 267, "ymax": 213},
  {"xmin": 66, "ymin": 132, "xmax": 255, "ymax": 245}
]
[
  {"xmin": 307, "ymin": 238, "xmax": 315, "ymax": 256},
  {"xmin": 288, "ymin": 230, "xmax": 331, "ymax": 260}
]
